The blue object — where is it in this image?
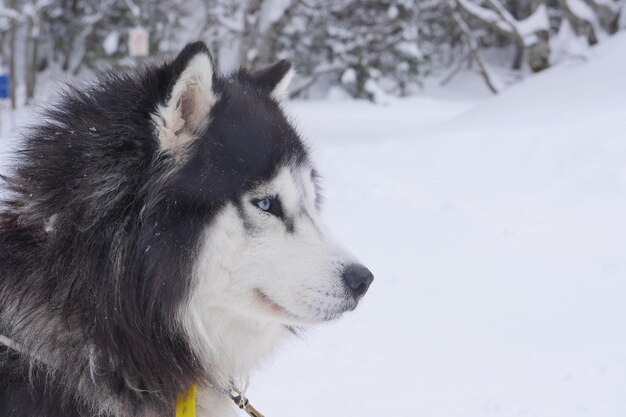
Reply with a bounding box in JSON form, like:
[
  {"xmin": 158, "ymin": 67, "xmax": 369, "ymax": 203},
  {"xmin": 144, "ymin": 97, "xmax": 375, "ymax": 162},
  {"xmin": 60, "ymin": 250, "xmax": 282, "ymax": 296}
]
[{"xmin": 0, "ymin": 74, "xmax": 9, "ymax": 99}]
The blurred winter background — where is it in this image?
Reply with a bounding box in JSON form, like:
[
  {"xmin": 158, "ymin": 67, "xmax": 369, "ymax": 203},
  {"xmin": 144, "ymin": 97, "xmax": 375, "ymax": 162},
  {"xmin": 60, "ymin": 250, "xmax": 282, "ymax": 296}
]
[{"xmin": 1, "ymin": 1, "xmax": 626, "ymax": 416}]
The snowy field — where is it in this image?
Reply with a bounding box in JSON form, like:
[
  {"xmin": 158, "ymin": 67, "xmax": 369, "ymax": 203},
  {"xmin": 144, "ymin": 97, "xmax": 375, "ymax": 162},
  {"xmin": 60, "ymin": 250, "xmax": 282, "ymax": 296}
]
[
  {"xmin": 1, "ymin": 34, "xmax": 625, "ymax": 417},
  {"xmin": 248, "ymin": 34, "xmax": 626, "ymax": 417}
]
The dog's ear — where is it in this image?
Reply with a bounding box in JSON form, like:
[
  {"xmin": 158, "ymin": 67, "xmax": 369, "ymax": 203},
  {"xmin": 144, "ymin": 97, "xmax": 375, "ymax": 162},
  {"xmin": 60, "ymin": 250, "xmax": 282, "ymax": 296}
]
[
  {"xmin": 253, "ymin": 60, "xmax": 295, "ymax": 102},
  {"xmin": 153, "ymin": 42, "xmax": 217, "ymax": 158}
]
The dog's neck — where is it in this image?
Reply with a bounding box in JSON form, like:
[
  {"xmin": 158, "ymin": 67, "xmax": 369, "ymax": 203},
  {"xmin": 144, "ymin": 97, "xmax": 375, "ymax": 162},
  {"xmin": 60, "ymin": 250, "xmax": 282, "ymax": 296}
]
[
  {"xmin": 188, "ymin": 307, "xmax": 289, "ymax": 417},
  {"xmin": 185, "ymin": 305, "xmax": 290, "ymax": 391},
  {"xmin": 2, "ymin": 309, "xmax": 285, "ymax": 417}
]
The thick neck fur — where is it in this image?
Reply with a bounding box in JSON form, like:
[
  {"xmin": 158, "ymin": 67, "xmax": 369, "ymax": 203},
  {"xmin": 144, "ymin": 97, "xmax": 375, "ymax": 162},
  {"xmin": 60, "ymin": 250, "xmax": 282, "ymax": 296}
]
[
  {"xmin": 194, "ymin": 313, "xmax": 288, "ymax": 417},
  {"xmin": 0, "ymin": 201, "xmax": 290, "ymax": 417},
  {"xmin": 0, "ymin": 272, "xmax": 288, "ymax": 417},
  {"xmin": 190, "ymin": 306, "xmax": 288, "ymax": 388}
]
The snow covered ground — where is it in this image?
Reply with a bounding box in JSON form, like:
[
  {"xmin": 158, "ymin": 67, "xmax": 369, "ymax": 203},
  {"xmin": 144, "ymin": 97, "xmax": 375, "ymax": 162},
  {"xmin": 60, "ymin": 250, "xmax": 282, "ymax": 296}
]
[
  {"xmin": 247, "ymin": 34, "xmax": 626, "ymax": 417},
  {"xmin": 1, "ymin": 33, "xmax": 625, "ymax": 417}
]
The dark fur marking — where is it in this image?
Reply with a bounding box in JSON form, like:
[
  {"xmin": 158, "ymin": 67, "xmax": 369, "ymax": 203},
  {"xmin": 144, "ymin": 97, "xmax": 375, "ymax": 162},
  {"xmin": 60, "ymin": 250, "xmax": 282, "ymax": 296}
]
[
  {"xmin": 250, "ymin": 60, "xmax": 293, "ymax": 98},
  {"xmin": 284, "ymin": 218, "xmax": 295, "ymax": 234},
  {"xmin": 310, "ymin": 168, "xmax": 324, "ymax": 209},
  {"xmin": 302, "ymin": 209, "xmax": 322, "ymax": 237}
]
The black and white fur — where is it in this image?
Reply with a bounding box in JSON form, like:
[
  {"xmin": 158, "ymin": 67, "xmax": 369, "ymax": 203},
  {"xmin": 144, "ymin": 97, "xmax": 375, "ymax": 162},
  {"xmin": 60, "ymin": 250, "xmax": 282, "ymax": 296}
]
[{"xmin": 0, "ymin": 42, "xmax": 373, "ymax": 417}]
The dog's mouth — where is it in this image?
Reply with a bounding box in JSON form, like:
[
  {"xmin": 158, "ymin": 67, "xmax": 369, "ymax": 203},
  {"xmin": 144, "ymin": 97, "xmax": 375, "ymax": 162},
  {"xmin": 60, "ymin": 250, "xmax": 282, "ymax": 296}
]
[
  {"xmin": 254, "ymin": 288, "xmax": 290, "ymax": 316},
  {"xmin": 254, "ymin": 288, "xmax": 355, "ymax": 324}
]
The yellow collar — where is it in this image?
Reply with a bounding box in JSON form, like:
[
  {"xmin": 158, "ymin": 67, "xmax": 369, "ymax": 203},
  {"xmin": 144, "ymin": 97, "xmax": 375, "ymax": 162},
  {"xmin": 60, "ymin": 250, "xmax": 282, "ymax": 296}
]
[{"xmin": 176, "ymin": 384, "xmax": 197, "ymax": 417}]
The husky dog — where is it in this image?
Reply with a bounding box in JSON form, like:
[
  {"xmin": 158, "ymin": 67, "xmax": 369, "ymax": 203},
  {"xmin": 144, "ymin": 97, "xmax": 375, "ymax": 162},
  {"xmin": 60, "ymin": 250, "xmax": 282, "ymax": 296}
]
[{"xmin": 0, "ymin": 42, "xmax": 373, "ymax": 417}]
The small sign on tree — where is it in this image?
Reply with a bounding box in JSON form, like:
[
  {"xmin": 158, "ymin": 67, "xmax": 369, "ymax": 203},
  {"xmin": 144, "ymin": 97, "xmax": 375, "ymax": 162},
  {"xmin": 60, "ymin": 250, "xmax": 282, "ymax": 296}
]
[
  {"xmin": 128, "ymin": 27, "xmax": 150, "ymax": 57},
  {"xmin": 0, "ymin": 73, "xmax": 9, "ymax": 100}
]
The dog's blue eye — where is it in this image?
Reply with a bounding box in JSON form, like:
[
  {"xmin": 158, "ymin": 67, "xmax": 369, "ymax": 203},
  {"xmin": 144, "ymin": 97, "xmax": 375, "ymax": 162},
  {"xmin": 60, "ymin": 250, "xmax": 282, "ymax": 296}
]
[
  {"xmin": 257, "ymin": 198, "xmax": 271, "ymax": 211},
  {"xmin": 252, "ymin": 196, "xmax": 284, "ymax": 218}
]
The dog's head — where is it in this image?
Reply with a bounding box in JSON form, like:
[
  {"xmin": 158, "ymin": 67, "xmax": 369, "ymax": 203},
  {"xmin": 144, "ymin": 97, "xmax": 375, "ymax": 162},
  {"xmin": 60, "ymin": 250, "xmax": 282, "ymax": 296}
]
[
  {"xmin": 0, "ymin": 41, "xmax": 373, "ymax": 411},
  {"xmin": 152, "ymin": 43, "xmax": 374, "ymax": 325}
]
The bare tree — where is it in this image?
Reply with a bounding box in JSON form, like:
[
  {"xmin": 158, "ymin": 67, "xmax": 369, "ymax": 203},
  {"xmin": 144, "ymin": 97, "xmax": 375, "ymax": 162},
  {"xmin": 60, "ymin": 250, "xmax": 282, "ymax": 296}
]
[
  {"xmin": 8, "ymin": 0, "xmax": 17, "ymax": 109},
  {"xmin": 447, "ymin": 0, "xmax": 500, "ymax": 93},
  {"xmin": 25, "ymin": 1, "xmax": 50, "ymax": 103},
  {"xmin": 454, "ymin": 0, "xmax": 550, "ymax": 72}
]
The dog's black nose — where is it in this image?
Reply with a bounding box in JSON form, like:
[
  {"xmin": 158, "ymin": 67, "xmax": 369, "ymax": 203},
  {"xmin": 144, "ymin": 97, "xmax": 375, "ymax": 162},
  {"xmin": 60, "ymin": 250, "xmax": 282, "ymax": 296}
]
[{"xmin": 342, "ymin": 264, "xmax": 374, "ymax": 299}]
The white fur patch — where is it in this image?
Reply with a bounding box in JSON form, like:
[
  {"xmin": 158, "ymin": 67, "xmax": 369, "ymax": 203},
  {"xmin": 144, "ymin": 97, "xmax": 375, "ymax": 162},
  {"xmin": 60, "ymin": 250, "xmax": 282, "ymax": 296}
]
[
  {"xmin": 152, "ymin": 54, "xmax": 216, "ymax": 161},
  {"xmin": 270, "ymin": 66, "xmax": 295, "ymax": 102},
  {"xmin": 44, "ymin": 213, "xmax": 57, "ymax": 233},
  {"xmin": 182, "ymin": 164, "xmax": 363, "ymax": 406}
]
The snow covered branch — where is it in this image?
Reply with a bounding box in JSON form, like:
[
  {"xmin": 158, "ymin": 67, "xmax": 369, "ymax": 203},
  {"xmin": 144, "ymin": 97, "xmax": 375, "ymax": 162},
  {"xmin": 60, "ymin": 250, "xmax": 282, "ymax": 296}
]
[
  {"xmin": 1, "ymin": 0, "xmax": 625, "ymax": 105},
  {"xmin": 447, "ymin": 0, "xmax": 501, "ymax": 93},
  {"xmin": 454, "ymin": 0, "xmax": 551, "ymax": 72},
  {"xmin": 559, "ymin": 0, "xmax": 601, "ymax": 44}
]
